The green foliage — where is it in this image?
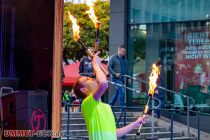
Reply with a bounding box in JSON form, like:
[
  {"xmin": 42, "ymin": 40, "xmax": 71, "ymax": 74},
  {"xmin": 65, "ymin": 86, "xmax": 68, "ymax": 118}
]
[{"xmin": 63, "ymin": 1, "xmax": 110, "ymax": 61}]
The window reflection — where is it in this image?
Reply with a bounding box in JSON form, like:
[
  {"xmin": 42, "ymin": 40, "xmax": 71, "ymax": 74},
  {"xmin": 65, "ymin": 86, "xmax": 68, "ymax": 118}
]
[{"xmin": 128, "ymin": 21, "xmax": 210, "ymax": 111}]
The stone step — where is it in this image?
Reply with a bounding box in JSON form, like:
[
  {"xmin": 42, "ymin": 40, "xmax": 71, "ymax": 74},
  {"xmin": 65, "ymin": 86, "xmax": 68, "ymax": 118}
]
[
  {"xmin": 61, "ymin": 117, "xmax": 155, "ymax": 125},
  {"xmin": 61, "ymin": 111, "xmax": 196, "ymax": 140},
  {"xmin": 61, "ymin": 122, "xmax": 160, "ymax": 130},
  {"xmin": 62, "ymin": 123, "xmax": 87, "ymax": 130},
  {"xmin": 61, "ymin": 126, "xmax": 168, "ymax": 136},
  {"xmin": 61, "ymin": 136, "xmax": 196, "ymax": 140},
  {"xmin": 61, "ymin": 136, "xmax": 88, "ymax": 140},
  {"xmin": 61, "ymin": 116, "xmax": 148, "ymax": 124},
  {"xmin": 61, "ymin": 131, "xmax": 183, "ymax": 140},
  {"xmin": 61, "ymin": 111, "xmax": 133, "ymax": 118},
  {"xmin": 159, "ymin": 137, "xmax": 197, "ymax": 140},
  {"xmin": 117, "ymin": 132, "xmax": 183, "ymax": 139},
  {"xmin": 62, "ymin": 121, "xmax": 156, "ymax": 130}
]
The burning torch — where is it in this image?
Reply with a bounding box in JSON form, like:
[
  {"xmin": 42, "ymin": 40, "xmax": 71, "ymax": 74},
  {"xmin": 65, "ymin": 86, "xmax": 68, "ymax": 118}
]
[
  {"xmin": 86, "ymin": 0, "xmax": 100, "ymax": 52},
  {"xmin": 68, "ymin": 12, "xmax": 108, "ymax": 75},
  {"xmin": 136, "ymin": 63, "xmax": 160, "ymax": 135}
]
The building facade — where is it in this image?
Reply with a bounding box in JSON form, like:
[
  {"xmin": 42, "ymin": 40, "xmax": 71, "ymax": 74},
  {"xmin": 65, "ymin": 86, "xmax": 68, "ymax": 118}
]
[{"xmin": 110, "ymin": 0, "xmax": 210, "ymax": 111}]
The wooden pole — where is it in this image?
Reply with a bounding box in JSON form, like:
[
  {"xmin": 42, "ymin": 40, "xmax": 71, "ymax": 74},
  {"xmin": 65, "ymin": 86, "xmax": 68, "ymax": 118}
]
[{"xmin": 52, "ymin": 0, "xmax": 63, "ymax": 137}]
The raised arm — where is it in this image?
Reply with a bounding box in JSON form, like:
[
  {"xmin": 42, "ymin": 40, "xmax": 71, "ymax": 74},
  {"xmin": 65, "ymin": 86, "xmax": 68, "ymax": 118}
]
[
  {"xmin": 117, "ymin": 116, "xmax": 147, "ymax": 138},
  {"xmin": 92, "ymin": 52, "xmax": 108, "ymax": 101}
]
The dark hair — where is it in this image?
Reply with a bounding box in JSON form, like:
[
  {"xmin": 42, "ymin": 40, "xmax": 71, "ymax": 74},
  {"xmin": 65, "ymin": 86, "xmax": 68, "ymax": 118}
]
[
  {"xmin": 155, "ymin": 58, "xmax": 162, "ymax": 66},
  {"xmin": 118, "ymin": 45, "xmax": 126, "ymax": 50},
  {"xmin": 73, "ymin": 77, "xmax": 87, "ymax": 99}
]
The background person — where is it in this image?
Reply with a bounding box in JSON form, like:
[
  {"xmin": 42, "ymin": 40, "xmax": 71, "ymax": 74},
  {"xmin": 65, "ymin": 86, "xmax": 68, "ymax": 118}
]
[
  {"xmin": 154, "ymin": 59, "xmax": 165, "ymax": 118},
  {"xmin": 108, "ymin": 45, "xmax": 130, "ymax": 108},
  {"xmin": 79, "ymin": 47, "xmax": 94, "ymax": 77}
]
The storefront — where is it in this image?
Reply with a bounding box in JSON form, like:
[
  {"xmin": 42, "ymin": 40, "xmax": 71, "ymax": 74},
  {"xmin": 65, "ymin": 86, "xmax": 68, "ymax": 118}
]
[
  {"xmin": 110, "ymin": 0, "xmax": 210, "ymax": 111},
  {"xmin": 128, "ymin": 0, "xmax": 210, "ymax": 107}
]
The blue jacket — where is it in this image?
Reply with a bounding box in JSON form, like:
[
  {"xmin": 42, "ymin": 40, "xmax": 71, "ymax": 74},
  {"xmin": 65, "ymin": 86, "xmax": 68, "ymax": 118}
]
[
  {"xmin": 108, "ymin": 54, "xmax": 129, "ymax": 80},
  {"xmin": 79, "ymin": 57, "xmax": 93, "ymax": 74}
]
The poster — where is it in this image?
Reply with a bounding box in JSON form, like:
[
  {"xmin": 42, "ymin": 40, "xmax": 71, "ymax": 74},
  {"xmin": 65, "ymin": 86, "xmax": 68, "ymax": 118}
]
[{"xmin": 175, "ymin": 29, "xmax": 210, "ymax": 93}]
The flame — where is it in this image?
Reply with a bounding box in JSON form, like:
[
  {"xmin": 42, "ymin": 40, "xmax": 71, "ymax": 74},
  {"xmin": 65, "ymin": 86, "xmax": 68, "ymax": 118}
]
[
  {"xmin": 86, "ymin": 0, "xmax": 100, "ymax": 28},
  {"xmin": 148, "ymin": 64, "xmax": 160, "ymax": 96},
  {"xmin": 68, "ymin": 11, "xmax": 80, "ymax": 42}
]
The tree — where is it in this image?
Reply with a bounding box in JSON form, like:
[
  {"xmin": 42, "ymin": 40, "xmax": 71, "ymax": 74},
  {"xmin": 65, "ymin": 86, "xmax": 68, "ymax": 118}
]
[{"xmin": 63, "ymin": 1, "xmax": 110, "ymax": 62}]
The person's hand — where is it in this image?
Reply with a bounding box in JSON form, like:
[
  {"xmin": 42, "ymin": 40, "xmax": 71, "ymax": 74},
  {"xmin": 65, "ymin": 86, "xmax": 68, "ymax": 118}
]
[
  {"xmin": 135, "ymin": 115, "xmax": 147, "ymax": 127},
  {"xmin": 92, "ymin": 51, "xmax": 101, "ymax": 68},
  {"xmin": 115, "ymin": 73, "xmax": 121, "ymax": 78},
  {"xmin": 154, "ymin": 90, "xmax": 158, "ymax": 94}
]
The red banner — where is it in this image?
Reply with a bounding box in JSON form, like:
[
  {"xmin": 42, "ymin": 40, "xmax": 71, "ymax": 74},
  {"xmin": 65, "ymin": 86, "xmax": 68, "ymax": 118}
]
[{"xmin": 175, "ymin": 29, "xmax": 210, "ymax": 92}]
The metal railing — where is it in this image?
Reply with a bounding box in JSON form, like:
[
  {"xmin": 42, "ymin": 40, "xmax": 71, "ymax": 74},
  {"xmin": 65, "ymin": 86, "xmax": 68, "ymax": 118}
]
[
  {"xmin": 121, "ymin": 74, "xmax": 196, "ymax": 136},
  {"xmin": 122, "ymin": 74, "xmax": 195, "ymax": 108},
  {"xmin": 111, "ymin": 105, "xmax": 177, "ymax": 140},
  {"xmin": 191, "ymin": 109, "xmax": 210, "ymax": 140},
  {"xmin": 62, "ymin": 100, "xmax": 210, "ymax": 140},
  {"xmin": 62, "ymin": 101, "xmax": 89, "ymax": 140},
  {"xmin": 61, "ymin": 74, "xmax": 210, "ymax": 140}
]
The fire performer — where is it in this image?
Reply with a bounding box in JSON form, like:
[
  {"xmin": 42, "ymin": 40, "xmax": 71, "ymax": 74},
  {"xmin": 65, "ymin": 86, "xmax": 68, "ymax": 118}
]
[
  {"xmin": 73, "ymin": 52, "xmax": 147, "ymax": 140},
  {"xmin": 68, "ymin": 11, "xmax": 147, "ymax": 139}
]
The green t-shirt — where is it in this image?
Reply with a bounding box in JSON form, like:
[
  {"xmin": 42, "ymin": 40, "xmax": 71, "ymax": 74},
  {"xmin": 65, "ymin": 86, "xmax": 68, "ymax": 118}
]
[{"xmin": 81, "ymin": 95, "xmax": 117, "ymax": 140}]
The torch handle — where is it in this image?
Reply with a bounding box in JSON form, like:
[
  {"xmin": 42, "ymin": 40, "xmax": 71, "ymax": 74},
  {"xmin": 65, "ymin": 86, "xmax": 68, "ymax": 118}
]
[
  {"xmin": 77, "ymin": 39, "xmax": 108, "ymax": 76},
  {"xmin": 94, "ymin": 22, "xmax": 100, "ymax": 52},
  {"xmin": 136, "ymin": 114, "xmax": 146, "ymax": 135},
  {"xmin": 99, "ymin": 64, "xmax": 108, "ymax": 75},
  {"xmin": 136, "ymin": 98, "xmax": 150, "ymax": 135},
  {"xmin": 94, "ymin": 28, "xmax": 100, "ymax": 52}
]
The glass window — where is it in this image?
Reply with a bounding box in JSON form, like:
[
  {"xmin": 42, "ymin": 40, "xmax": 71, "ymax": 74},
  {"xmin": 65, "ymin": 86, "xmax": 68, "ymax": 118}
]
[
  {"xmin": 128, "ymin": 0, "xmax": 210, "ymax": 113},
  {"xmin": 128, "ymin": 21, "xmax": 210, "ymax": 112},
  {"xmin": 129, "ymin": 0, "xmax": 210, "ymax": 24}
]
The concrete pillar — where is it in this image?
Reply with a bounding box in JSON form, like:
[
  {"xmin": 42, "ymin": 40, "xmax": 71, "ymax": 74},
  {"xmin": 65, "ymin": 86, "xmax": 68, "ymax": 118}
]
[{"xmin": 109, "ymin": 0, "xmax": 127, "ymax": 103}]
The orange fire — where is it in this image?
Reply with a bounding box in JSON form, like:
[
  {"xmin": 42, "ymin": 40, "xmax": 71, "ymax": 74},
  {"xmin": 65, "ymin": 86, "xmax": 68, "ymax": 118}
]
[
  {"xmin": 148, "ymin": 64, "xmax": 160, "ymax": 96},
  {"xmin": 68, "ymin": 11, "xmax": 80, "ymax": 42},
  {"xmin": 86, "ymin": 0, "xmax": 100, "ymax": 28}
]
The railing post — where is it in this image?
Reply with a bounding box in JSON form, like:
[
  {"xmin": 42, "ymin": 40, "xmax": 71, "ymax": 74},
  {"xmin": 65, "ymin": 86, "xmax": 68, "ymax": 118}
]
[
  {"xmin": 151, "ymin": 97, "xmax": 154, "ymax": 137},
  {"xmin": 123, "ymin": 106, "xmax": 126, "ymax": 140},
  {"xmin": 197, "ymin": 108, "xmax": 200, "ymax": 140},
  {"xmin": 170, "ymin": 104, "xmax": 174, "ymax": 140},
  {"xmin": 67, "ymin": 105, "xmax": 70, "ymax": 140},
  {"xmin": 187, "ymin": 97, "xmax": 190, "ymax": 136},
  {"xmin": 124, "ymin": 106, "xmax": 126, "ymax": 126},
  {"xmin": 117, "ymin": 109, "xmax": 124, "ymax": 128}
]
